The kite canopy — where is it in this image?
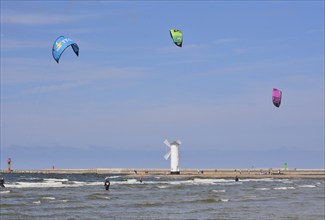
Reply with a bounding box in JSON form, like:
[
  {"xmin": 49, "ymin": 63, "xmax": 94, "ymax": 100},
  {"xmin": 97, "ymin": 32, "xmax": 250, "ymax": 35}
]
[
  {"xmin": 52, "ymin": 36, "xmax": 79, "ymax": 63},
  {"xmin": 169, "ymin": 29, "xmax": 183, "ymax": 47},
  {"xmin": 272, "ymin": 88, "xmax": 282, "ymax": 108}
]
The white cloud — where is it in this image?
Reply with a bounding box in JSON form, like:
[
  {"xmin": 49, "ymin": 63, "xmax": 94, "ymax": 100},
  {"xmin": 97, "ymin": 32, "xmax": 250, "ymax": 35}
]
[
  {"xmin": 1, "ymin": 12, "xmax": 79, "ymax": 25},
  {"xmin": 1, "ymin": 55, "xmax": 146, "ymax": 83},
  {"xmin": 1, "ymin": 39, "xmax": 49, "ymax": 50},
  {"xmin": 0, "ymin": 9, "xmax": 103, "ymax": 26}
]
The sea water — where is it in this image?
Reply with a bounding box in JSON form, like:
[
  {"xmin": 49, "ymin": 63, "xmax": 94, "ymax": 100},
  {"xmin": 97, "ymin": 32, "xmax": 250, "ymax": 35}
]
[{"xmin": 0, "ymin": 173, "xmax": 324, "ymax": 219}]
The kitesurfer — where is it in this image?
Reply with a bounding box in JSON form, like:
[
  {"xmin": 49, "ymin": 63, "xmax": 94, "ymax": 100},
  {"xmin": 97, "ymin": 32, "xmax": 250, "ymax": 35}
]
[
  {"xmin": 0, "ymin": 178, "xmax": 5, "ymax": 188},
  {"xmin": 235, "ymin": 176, "xmax": 239, "ymax": 182},
  {"xmin": 104, "ymin": 177, "xmax": 110, "ymax": 191}
]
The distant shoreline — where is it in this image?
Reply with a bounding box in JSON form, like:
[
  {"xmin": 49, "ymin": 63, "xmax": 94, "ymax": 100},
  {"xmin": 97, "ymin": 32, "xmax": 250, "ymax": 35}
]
[{"xmin": 1, "ymin": 168, "xmax": 324, "ymax": 179}]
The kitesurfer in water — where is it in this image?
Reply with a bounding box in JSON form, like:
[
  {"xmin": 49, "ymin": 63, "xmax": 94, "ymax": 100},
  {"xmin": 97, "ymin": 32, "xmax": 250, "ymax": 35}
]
[
  {"xmin": 104, "ymin": 177, "xmax": 110, "ymax": 191},
  {"xmin": 0, "ymin": 178, "xmax": 5, "ymax": 188},
  {"xmin": 235, "ymin": 176, "xmax": 239, "ymax": 182}
]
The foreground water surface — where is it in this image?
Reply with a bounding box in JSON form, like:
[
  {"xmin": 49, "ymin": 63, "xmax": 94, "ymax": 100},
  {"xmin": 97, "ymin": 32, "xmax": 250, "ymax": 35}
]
[{"xmin": 0, "ymin": 173, "xmax": 324, "ymax": 219}]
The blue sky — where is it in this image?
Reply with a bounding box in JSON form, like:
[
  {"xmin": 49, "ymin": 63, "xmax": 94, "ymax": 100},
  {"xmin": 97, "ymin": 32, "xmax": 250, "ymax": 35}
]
[{"xmin": 1, "ymin": 1, "xmax": 324, "ymax": 170}]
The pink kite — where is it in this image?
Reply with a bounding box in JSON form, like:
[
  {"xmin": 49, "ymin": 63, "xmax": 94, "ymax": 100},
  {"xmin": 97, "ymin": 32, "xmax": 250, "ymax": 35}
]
[{"xmin": 272, "ymin": 88, "xmax": 282, "ymax": 108}]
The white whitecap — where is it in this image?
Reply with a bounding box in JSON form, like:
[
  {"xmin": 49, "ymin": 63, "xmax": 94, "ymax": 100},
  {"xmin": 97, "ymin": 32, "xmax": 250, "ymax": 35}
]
[
  {"xmin": 58, "ymin": 199, "xmax": 68, "ymax": 203},
  {"xmin": 126, "ymin": 179, "xmax": 138, "ymax": 184},
  {"xmin": 212, "ymin": 189, "xmax": 226, "ymax": 193},
  {"xmin": 6, "ymin": 180, "xmax": 104, "ymax": 188},
  {"xmin": 298, "ymin": 185, "xmax": 316, "ymax": 188},
  {"xmin": 8, "ymin": 181, "xmax": 63, "ymax": 188},
  {"xmin": 240, "ymin": 178, "xmax": 285, "ymax": 182},
  {"xmin": 274, "ymin": 186, "xmax": 295, "ymax": 190},
  {"xmin": 169, "ymin": 180, "xmax": 193, "ymax": 185},
  {"xmin": 193, "ymin": 179, "xmax": 217, "ymax": 185},
  {"xmin": 44, "ymin": 178, "xmax": 69, "ymax": 182},
  {"xmin": 108, "ymin": 176, "xmax": 120, "ymax": 179},
  {"xmin": 282, "ymin": 180, "xmax": 293, "ymax": 184},
  {"xmin": 42, "ymin": 197, "xmax": 55, "ymax": 200},
  {"xmin": 157, "ymin": 185, "xmax": 169, "ymax": 189},
  {"xmin": 110, "ymin": 179, "xmax": 140, "ymax": 185}
]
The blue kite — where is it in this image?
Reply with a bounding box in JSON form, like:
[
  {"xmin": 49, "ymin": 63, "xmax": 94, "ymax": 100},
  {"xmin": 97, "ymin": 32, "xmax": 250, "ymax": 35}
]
[{"xmin": 52, "ymin": 36, "xmax": 79, "ymax": 63}]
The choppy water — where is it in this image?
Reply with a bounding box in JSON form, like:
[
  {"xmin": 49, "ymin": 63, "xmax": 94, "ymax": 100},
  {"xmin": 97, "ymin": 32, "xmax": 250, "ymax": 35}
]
[{"xmin": 0, "ymin": 173, "xmax": 324, "ymax": 219}]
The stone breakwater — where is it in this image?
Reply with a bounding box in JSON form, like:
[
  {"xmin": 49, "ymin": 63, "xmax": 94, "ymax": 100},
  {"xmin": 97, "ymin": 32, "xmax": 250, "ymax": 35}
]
[{"xmin": 1, "ymin": 168, "xmax": 324, "ymax": 179}]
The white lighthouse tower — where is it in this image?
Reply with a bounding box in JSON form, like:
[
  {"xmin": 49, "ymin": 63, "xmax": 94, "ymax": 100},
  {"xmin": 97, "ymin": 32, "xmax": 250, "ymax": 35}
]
[{"xmin": 163, "ymin": 139, "xmax": 181, "ymax": 174}]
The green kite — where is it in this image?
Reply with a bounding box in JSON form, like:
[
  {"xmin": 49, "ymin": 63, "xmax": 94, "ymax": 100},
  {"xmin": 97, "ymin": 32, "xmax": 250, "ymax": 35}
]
[{"xmin": 169, "ymin": 29, "xmax": 183, "ymax": 47}]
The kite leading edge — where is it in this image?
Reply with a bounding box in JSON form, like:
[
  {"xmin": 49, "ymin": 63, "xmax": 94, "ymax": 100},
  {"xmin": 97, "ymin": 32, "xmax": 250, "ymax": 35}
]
[{"xmin": 52, "ymin": 36, "xmax": 79, "ymax": 63}]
